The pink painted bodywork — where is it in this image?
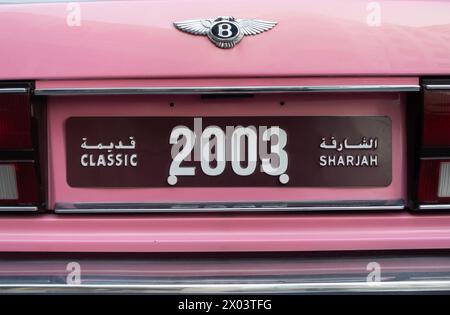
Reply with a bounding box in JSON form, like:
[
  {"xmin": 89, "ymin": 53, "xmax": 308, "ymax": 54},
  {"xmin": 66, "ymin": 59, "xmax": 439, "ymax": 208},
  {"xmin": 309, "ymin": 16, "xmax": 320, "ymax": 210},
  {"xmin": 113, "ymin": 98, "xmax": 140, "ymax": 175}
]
[
  {"xmin": 0, "ymin": 0, "xmax": 450, "ymax": 79},
  {"xmin": 47, "ymin": 89, "xmax": 406, "ymax": 208},
  {"xmin": 1, "ymin": 0, "xmax": 450, "ymax": 254},
  {"xmin": 21, "ymin": 75, "xmax": 437, "ymax": 254},
  {"xmin": 1, "ymin": 213, "xmax": 450, "ymax": 252}
]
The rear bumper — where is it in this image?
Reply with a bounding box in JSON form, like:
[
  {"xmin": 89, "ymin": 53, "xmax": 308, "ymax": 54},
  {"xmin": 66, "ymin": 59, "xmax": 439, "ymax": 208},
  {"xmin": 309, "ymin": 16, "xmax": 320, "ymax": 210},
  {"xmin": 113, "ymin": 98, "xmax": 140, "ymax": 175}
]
[
  {"xmin": 2, "ymin": 281, "xmax": 450, "ymax": 294},
  {"xmin": 1, "ymin": 251, "xmax": 450, "ymax": 294}
]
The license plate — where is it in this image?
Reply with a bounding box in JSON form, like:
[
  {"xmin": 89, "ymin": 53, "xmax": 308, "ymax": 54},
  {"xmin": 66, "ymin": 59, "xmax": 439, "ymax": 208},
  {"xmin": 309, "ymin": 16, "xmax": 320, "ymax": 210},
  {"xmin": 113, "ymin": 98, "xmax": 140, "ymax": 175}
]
[{"xmin": 65, "ymin": 116, "xmax": 391, "ymax": 187}]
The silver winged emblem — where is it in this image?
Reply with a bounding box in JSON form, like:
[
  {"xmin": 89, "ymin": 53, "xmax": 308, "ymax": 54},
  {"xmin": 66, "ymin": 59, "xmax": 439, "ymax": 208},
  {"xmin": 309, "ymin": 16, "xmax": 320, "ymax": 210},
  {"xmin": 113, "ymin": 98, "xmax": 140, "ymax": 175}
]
[{"xmin": 174, "ymin": 16, "xmax": 277, "ymax": 49}]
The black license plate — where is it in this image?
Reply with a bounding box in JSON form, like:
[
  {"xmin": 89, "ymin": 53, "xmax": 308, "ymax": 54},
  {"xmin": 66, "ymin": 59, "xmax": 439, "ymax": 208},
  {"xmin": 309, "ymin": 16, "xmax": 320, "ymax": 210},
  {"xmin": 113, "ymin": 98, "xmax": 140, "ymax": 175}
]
[{"xmin": 65, "ymin": 116, "xmax": 391, "ymax": 187}]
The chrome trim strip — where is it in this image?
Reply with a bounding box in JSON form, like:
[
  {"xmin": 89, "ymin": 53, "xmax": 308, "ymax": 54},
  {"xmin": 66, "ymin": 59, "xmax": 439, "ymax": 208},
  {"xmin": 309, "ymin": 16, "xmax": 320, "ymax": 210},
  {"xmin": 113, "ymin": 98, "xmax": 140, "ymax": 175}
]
[
  {"xmin": 0, "ymin": 280, "xmax": 450, "ymax": 294},
  {"xmin": 423, "ymin": 84, "xmax": 450, "ymax": 90},
  {"xmin": 0, "ymin": 206, "xmax": 38, "ymax": 212},
  {"xmin": 419, "ymin": 204, "xmax": 450, "ymax": 210},
  {"xmin": 0, "ymin": 88, "xmax": 28, "ymax": 94},
  {"xmin": 55, "ymin": 200, "xmax": 405, "ymax": 213},
  {"xmin": 420, "ymin": 157, "xmax": 450, "ymax": 160},
  {"xmin": 34, "ymin": 85, "xmax": 421, "ymax": 96}
]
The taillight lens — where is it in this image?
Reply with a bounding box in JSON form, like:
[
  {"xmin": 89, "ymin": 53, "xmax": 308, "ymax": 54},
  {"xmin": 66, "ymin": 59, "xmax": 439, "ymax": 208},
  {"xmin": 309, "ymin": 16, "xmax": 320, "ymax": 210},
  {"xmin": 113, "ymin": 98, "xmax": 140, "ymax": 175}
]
[
  {"xmin": 418, "ymin": 87, "xmax": 450, "ymax": 208},
  {"xmin": 0, "ymin": 89, "xmax": 40, "ymax": 210},
  {"xmin": 0, "ymin": 93, "xmax": 33, "ymax": 149},
  {"xmin": 418, "ymin": 159, "xmax": 450, "ymax": 204},
  {"xmin": 0, "ymin": 163, "xmax": 39, "ymax": 205}
]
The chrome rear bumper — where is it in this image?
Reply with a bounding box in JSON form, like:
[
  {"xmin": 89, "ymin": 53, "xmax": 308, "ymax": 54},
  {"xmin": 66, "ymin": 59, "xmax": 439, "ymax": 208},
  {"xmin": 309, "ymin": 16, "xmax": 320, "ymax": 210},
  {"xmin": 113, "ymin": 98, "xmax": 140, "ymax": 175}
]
[
  {"xmin": 1, "ymin": 251, "xmax": 450, "ymax": 294},
  {"xmin": 1, "ymin": 281, "xmax": 450, "ymax": 294}
]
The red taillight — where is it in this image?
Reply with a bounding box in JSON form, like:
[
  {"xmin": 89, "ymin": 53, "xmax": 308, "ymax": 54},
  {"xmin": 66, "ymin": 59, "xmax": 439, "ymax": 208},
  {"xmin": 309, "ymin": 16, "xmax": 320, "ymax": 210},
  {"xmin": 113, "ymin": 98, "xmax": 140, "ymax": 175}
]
[
  {"xmin": 423, "ymin": 90, "xmax": 450, "ymax": 147},
  {"xmin": 0, "ymin": 163, "xmax": 39, "ymax": 206},
  {"xmin": 418, "ymin": 86, "xmax": 450, "ymax": 209},
  {"xmin": 418, "ymin": 159, "xmax": 450, "ymax": 204},
  {"xmin": 0, "ymin": 93, "xmax": 33, "ymax": 150},
  {"xmin": 0, "ymin": 88, "xmax": 40, "ymax": 210}
]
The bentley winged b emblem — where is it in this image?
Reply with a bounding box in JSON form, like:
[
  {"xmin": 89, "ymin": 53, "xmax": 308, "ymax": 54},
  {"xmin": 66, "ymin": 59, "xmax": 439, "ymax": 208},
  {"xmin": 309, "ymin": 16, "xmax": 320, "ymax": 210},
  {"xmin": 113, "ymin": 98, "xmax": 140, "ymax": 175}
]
[{"xmin": 174, "ymin": 16, "xmax": 277, "ymax": 49}]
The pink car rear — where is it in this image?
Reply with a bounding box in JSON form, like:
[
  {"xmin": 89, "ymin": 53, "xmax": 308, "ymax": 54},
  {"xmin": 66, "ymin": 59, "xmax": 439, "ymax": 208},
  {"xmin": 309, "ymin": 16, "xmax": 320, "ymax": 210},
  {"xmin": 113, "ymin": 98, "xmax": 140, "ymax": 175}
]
[{"xmin": 0, "ymin": 0, "xmax": 450, "ymax": 294}]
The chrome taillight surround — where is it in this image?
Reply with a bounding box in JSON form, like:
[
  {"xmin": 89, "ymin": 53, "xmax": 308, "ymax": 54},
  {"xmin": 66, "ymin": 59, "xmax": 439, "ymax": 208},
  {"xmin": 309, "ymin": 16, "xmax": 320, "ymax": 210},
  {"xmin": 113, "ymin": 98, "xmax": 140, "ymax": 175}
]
[
  {"xmin": 0, "ymin": 84, "xmax": 41, "ymax": 211},
  {"xmin": 418, "ymin": 80, "xmax": 450, "ymax": 210}
]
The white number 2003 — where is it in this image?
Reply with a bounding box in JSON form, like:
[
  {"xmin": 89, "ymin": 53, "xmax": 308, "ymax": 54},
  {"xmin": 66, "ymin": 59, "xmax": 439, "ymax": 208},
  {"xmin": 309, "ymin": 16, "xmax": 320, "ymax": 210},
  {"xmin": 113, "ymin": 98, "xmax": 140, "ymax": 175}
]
[{"xmin": 167, "ymin": 125, "xmax": 289, "ymax": 186}]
